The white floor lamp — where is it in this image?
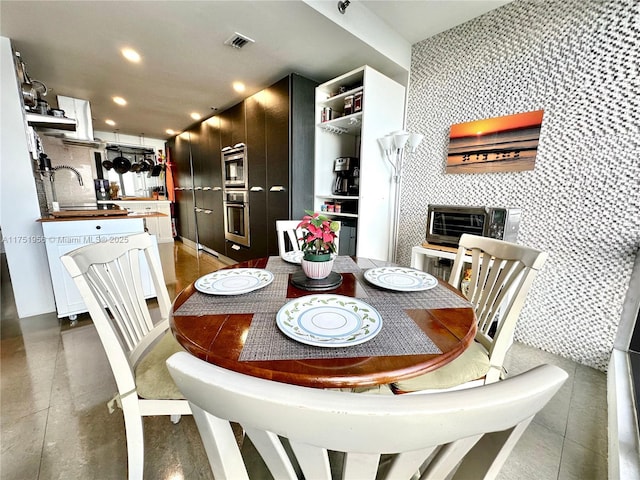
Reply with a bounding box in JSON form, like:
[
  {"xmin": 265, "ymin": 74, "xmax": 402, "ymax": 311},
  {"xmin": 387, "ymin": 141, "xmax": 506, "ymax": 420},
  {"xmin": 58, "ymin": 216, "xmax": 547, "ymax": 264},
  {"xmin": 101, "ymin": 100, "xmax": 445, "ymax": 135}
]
[{"xmin": 378, "ymin": 131, "xmax": 424, "ymax": 263}]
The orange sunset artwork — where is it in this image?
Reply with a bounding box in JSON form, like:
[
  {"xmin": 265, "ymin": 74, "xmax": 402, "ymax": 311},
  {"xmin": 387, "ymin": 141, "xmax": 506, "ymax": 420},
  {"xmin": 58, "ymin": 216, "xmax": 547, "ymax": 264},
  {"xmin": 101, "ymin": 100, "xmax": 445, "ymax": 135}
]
[{"xmin": 446, "ymin": 110, "xmax": 544, "ymax": 173}]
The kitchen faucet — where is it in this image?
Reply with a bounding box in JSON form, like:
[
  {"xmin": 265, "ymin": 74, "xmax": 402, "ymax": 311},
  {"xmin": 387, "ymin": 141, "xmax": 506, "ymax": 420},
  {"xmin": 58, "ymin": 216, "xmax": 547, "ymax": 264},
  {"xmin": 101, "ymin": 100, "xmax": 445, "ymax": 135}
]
[
  {"xmin": 51, "ymin": 165, "xmax": 84, "ymax": 186},
  {"xmin": 39, "ymin": 154, "xmax": 84, "ymax": 208}
]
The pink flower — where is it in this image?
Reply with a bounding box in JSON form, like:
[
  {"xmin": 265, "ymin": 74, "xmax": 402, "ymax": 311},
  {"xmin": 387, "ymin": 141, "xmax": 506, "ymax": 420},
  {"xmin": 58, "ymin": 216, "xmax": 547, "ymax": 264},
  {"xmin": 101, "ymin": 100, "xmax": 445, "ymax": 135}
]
[{"xmin": 297, "ymin": 209, "xmax": 338, "ymax": 254}]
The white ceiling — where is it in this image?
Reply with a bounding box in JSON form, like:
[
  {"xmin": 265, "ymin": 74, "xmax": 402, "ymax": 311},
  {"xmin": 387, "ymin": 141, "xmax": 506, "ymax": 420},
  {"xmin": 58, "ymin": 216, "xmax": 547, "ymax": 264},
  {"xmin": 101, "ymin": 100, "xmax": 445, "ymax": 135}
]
[{"xmin": 0, "ymin": 0, "xmax": 509, "ymax": 141}]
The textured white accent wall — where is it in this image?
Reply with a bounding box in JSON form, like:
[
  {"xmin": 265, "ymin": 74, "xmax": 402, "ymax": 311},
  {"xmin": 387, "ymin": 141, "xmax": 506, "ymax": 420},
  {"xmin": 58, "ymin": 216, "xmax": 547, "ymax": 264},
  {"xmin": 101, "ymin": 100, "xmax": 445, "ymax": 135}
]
[{"xmin": 400, "ymin": 0, "xmax": 640, "ymax": 370}]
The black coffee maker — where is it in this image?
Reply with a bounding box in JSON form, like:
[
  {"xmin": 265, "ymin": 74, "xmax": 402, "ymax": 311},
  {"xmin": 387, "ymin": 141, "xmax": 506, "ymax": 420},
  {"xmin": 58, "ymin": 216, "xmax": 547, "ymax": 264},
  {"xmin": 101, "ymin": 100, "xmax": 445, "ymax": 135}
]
[{"xmin": 332, "ymin": 157, "xmax": 359, "ymax": 195}]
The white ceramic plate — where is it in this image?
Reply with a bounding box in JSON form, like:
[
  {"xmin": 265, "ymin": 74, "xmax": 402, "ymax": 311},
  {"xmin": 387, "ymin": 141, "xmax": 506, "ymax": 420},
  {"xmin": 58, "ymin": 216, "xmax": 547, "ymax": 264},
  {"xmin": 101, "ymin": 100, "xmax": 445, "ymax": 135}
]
[
  {"xmin": 281, "ymin": 250, "xmax": 304, "ymax": 264},
  {"xmin": 194, "ymin": 268, "xmax": 274, "ymax": 295},
  {"xmin": 364, "ymin": 267, "xmax": 438, "ymax": 292},
  {"xmin": 276, "ymin": 294, "xmax": 382, "ymax": 348},
  {"xmin": 281, "ymin": 251, "xmax": 338, "ymax": 264}
]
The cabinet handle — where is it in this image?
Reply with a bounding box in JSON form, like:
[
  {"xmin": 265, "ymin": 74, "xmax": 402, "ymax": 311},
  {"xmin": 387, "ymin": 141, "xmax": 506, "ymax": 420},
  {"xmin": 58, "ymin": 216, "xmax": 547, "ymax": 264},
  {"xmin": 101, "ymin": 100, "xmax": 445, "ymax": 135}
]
[
  {"xmin": 233, "ymin": 142, "xmax": 245, "ymax": 148},
  {"xmin": 195, "ymin": 208, "xmax": 203, "ymax": 213},
  {"xmin": 95, "ymin": 225, "xmax": 101, "ymax": 230},
  {"xmin": 250, "ymin": 186, "xmax": 264, "ymax": 192},
  {"xmin": 204, "ymin": 210, "xmax": 212, "ymax": 214},
  {"xmin": 269, "ymin": 186, "xmax": 285, "ymax": 192},
  {"xmin": 221, "ymin": 146, "xmax": 232, "ymax": 152},
  {"xmin": 194, "ymin": 187, "xmax": 202, "ymax": 190},
  {"xmin": 212, "ymin": 186, "xmax": 222, "ymax": 191},
  {"xmin": 231, "ymin": 244, "xmax": 241, "ymax": 251},
  {"xmin": 202, "ymin": 187, "xmax": 212, "ymax": 191}
]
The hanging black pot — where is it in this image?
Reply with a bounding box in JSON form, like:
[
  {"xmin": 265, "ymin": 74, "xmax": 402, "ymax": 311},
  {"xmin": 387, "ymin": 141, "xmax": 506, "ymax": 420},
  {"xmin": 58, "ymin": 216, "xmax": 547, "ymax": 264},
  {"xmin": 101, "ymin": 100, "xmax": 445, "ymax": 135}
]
[
  {"xmin": 113, "ymin": 156, "xmax": 131, "ymax": 174},
  {"xmin": 102, "ymin": 160, "xmax": 113, "ymax": 170}
]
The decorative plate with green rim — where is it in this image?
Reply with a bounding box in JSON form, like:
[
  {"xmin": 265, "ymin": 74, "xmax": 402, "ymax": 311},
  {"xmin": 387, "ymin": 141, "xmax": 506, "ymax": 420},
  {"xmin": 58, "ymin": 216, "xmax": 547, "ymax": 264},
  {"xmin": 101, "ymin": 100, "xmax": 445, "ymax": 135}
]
[
  {"xmin": 276, "ymin": 294, "xmax": 382, "ymax": 347},
  {"xmin": 281, "ymin": 250, "xmax": 304, "ymax": 264},
  {"xmin": 195, "ymin": 269, "xmax": 274, "ymax": 295},
  {"xmin": 364, "ymin": 267, "xmax": 438, "ymax": 292}
]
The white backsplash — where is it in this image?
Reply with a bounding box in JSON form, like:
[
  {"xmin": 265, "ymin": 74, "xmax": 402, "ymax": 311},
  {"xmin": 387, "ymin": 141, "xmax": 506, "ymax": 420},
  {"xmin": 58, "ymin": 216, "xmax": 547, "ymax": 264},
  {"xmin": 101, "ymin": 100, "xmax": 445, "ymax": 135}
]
[{"xmin": 39, "ymin": 135, "xmax": 98, "ymax": 206}]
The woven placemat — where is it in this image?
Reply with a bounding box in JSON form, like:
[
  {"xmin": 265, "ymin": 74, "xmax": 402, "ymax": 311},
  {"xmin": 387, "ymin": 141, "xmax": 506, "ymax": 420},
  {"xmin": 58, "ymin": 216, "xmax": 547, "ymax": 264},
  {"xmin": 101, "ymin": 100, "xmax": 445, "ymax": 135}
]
[
  {"xmin": 239, "ymin": 298, "xmax": 442, "ymax": 361},
  {"xmin": 173, "ymin": 273, "xmax": 289, "ymax": 316},
  {"xmin": 356, "ymin": 272, "xmax": 473, "ymax": 309},
  {"xmin": 265, "ymin": 255, "xmax": 363, "ymax": 274}
]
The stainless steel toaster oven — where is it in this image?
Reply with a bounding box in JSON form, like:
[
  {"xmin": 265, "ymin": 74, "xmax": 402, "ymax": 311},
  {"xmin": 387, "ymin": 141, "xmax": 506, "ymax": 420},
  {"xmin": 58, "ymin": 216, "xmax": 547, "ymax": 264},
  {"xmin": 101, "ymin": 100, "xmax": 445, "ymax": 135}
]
[{"xmin": 426, "ymin": 205, "xmax": 521, "ymax": 247}]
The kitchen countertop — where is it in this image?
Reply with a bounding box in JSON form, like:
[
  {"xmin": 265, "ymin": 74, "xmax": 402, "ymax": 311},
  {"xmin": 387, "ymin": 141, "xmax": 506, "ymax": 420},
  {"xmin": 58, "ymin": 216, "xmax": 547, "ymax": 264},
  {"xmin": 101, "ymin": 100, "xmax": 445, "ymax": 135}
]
[
  {"xmin": 38, "ymin": 212, "xmax": 168, "ymax": 222},
  {"xmin": 98, "ymin": 199, "xmax": 170, "ymax": 203}
]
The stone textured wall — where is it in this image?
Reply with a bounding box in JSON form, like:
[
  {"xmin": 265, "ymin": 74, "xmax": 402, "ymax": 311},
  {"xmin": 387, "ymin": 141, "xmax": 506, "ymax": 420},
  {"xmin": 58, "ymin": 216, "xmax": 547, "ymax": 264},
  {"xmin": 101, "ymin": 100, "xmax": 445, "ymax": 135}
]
[{"xmin": 400, "ymin": 0, "xmax": 639, "ymax": 370}]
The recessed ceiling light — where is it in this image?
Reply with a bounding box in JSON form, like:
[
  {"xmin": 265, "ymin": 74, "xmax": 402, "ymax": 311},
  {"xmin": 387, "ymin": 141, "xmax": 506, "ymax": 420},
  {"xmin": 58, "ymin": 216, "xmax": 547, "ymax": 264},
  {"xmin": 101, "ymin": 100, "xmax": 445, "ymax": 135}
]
[
  {"xmin": 166, "ymin": 129, "xmax": 176, "ymax": 135},
  {"xmin": 190, "ymin": 112, "xmax": 202, "ymax": 121},
  {"xmin": 113, "ymin": 96, "xmax": 127, "ymax": 106},
  {"xmin": 121, "ymin": 48, "xmax": 141, "ymax": 63},
  {"xmin": 233, "ymin": 82, "xmax": 246, "ymax": 93},
  {"xmin": 105, "ymin": 119, "xmax": 116, "ymax": 126}
]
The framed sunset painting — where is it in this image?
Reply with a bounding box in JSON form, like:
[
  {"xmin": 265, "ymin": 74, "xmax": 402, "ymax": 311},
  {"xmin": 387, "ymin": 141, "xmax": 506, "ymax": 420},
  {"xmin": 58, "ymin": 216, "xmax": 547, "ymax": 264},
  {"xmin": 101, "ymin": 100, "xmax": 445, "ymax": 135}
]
[{"xmin": 446, "ymin": 110, "xmax": 544, "ymax": 173}]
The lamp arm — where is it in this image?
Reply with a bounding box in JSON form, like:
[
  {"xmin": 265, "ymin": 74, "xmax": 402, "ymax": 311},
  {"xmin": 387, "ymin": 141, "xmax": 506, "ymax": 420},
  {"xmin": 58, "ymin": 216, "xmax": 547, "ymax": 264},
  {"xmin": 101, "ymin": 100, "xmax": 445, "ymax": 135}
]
[{"xmin": 384, "ymin": 151, "xmax": 398, "ymax": 178}]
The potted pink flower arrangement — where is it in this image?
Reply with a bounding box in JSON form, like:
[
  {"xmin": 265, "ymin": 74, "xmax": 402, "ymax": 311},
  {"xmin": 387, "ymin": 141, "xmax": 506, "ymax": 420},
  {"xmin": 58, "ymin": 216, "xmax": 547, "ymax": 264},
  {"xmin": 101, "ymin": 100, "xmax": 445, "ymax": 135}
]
[{"xmin": 297, "ymin": 210, "xmax": 340, "ymax": 279}]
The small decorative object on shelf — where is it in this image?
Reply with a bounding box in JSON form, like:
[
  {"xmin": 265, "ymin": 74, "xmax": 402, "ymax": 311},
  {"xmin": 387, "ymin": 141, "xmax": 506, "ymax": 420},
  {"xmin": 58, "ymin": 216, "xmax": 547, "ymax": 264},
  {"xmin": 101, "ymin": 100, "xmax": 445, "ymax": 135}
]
[{"xmin": 298, "ymin": 210, "xmax": 340, "ymax": 280}]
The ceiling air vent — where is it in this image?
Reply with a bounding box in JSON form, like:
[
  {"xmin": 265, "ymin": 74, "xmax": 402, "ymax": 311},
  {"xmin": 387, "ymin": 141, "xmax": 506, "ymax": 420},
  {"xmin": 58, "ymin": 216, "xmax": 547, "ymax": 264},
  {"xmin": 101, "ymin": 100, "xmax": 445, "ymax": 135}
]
[{"xmin": 224, "ymin": 32, "xmax": 255, "ymax": 49}]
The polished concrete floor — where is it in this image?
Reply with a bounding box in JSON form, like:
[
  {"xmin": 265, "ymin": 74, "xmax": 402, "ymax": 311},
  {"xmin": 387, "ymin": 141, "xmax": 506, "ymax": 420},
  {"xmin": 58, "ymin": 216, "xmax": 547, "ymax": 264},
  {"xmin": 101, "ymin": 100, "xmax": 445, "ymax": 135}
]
[{"xmin": 1, "ymin": 242, "xmax": 607, "ymax": 479}]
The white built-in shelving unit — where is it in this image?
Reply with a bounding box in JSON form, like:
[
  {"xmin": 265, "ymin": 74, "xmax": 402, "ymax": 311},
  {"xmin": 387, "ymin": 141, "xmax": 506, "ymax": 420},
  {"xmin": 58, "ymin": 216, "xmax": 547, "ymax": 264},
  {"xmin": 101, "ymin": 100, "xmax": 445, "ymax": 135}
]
[{"xmin": 313, "ymin": 65, "xmax": 405, "ymax": 261}]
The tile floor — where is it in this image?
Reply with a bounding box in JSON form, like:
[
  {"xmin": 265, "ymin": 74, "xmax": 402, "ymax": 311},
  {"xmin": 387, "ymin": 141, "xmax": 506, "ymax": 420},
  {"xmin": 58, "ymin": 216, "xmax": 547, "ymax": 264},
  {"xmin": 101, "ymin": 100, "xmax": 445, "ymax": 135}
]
[{"xmin": 1, "ymin": 241, "xmax": 608, "ymax": 479}]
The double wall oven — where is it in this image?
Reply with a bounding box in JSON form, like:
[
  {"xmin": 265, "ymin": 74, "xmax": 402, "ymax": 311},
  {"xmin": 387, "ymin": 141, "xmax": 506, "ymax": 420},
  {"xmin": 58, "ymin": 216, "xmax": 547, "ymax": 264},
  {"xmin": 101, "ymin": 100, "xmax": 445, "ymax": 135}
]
[{"xmin": 222, "ymin": 145, "xmax": 250, "ymax": 247}]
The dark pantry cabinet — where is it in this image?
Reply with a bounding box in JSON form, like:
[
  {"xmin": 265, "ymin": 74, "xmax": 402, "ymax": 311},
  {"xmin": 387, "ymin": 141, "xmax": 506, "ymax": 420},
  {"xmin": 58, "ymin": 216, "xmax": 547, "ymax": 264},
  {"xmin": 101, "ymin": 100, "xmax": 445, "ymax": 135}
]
[
  {"xmin": 167, "ymin": 133, "xmax": 196, "ymax": 244},
  {"xmin": 167, "ymin": 73, "xmax": 316, "ymax": 262},
  {"xmin": 191, "ymin": 119, "xmax": 225, "ymax": 254},
  {"xmin": 226, "ymin": 73, "xmax": 317, "ymax": 261},
  {"xmin": 219, "ymin": 101, "xmax": 246, "ymax": 149},
  {"xmin": 266, "ymin": 74, "xmax": 317, "ymax": 254}
]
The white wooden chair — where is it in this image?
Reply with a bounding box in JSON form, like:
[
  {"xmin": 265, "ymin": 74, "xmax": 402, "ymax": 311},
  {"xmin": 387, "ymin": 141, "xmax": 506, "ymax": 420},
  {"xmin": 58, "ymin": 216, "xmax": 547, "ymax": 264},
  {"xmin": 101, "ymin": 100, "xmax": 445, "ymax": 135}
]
[
  {"xmin": 393, "ymin": 233, "xmax": 549, "ymax": 393},
  {"xmin": 60, "ymin": 232, "xmax": 191, "ymax": 480},
  {"xmin": 276, "ymin": 219, "xmax": 340, "ymax": 256},
  {"xmin": 276, "ymin": 220, "xmax": 303, "ymax": 256},
  {"xmin": 167, "ymin": 351, "xmax": 567, "ymax": 480}
]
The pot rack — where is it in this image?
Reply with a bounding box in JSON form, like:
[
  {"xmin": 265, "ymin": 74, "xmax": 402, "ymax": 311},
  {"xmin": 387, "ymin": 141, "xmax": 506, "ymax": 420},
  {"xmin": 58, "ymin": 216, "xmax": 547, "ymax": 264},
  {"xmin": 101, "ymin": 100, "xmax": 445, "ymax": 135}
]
[{"xmin": 105, "ymin": 144, "xmax": 154, "ymax": 155}]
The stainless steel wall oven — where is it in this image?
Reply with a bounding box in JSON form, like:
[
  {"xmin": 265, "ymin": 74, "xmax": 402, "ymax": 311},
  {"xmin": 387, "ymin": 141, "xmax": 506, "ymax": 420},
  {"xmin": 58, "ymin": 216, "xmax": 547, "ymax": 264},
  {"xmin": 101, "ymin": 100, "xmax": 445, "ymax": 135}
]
[
  {"xmin": 223, "ymin": 190, "xmax": 250, "ymax": 247},
  {"xmin": 221, "ymin": 144, "xmax": 247, "ymax": 189}
]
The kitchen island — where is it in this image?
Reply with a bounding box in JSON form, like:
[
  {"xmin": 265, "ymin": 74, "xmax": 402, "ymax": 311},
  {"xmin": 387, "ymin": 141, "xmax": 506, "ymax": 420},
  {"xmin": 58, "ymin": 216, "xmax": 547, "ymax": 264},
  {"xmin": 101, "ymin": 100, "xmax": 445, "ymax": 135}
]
[
  {"xmin": 38, "ymin": 213, "xmax": 163, "ymax": 322},
  {"xmin": 97, "ymin": 199, "xmax": 173, "ymax": 243}
]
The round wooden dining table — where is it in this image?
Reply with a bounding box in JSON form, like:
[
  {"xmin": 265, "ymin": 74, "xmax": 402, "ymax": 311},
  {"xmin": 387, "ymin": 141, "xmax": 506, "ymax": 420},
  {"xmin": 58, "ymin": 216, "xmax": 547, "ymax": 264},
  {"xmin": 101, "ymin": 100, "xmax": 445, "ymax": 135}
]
[{"xmin": 170, "ymin": 256, "xmax": 476, "ymax": 389}]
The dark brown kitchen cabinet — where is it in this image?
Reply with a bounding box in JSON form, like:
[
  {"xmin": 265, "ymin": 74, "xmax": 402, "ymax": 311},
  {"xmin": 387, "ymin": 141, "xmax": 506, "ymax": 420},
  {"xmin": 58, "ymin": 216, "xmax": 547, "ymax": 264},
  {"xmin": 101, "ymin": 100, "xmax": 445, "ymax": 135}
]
[
  {"xmin": 219, "ymin": 101, "xmax": 245, "ymax": 149},
  {"xmin": 223, "ymin": 74, "xmax": 316, "ymax": 262},
  {"xmin": 243, "ymin": 91, "xmax": 268, "ymax": 258},
  {"xmin": 170, "ymin": 73, "xmax": 316, "ymax": 263},
  {"xmin": 193, "ymin": 118, "xmax": 225, "ymax": 254},
  {"xmin": 167, "ymin": 134, "xmax": 196, "ymax": 243},
  {"xmin": 264, "ymin": 74, "xmax": 317, "ymax": 256}
]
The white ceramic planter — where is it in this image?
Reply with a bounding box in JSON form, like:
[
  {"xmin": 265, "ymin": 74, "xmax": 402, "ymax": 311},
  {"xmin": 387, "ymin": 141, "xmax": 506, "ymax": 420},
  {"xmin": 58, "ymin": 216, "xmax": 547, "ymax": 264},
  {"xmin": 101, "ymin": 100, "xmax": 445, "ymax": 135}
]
[{"xmin": 301, "ymin": 258, "xmax": 334, "ymax": 280}]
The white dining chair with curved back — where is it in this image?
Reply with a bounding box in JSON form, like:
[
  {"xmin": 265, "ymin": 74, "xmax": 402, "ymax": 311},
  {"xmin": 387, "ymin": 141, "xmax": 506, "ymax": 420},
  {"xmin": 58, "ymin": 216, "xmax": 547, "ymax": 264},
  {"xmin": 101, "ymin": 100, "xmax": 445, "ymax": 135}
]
[
  {"xmin": 276, "ymin": 218, "xmax": 341, "ymax": 256},
  {"xmin": 276, "ymin": 220, "xmax": 303, "ymax": 256},
  {"xmin": 167, "ymin": 351, "xmax": 567, "ymax": 480},
  {"xmin": 60, "ymin": 232, "xmax": 191, "ymax": 480},
  {"xmin": 393, "ymin": 233, "xmax": 549, "ymax": 394}
]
